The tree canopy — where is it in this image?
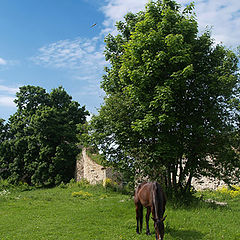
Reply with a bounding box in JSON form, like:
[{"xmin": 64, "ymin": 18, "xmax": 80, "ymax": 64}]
[
  {"xmin": 90, "ymin": 0, "xmax": 240, "ymax": 193},
  {"xmin": 0, "ymin": 85, "xmax": 89, "ymax": 186}
]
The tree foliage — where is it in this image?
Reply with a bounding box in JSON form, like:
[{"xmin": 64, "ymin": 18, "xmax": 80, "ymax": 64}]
[
  {"xmin": 90, "ymin": 0, "xmax": 240, "ymax": 193},
  {"xmin": 0, "ymin": 85, "xmax": 89, "ymax": 186}
]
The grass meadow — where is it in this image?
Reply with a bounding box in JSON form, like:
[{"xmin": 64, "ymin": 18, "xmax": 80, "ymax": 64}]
[{"xmin": 0, "ymin": 181, "xmax": 240, "ymax": 240}]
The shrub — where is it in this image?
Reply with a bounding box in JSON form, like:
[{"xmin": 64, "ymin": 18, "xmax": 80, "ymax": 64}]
[
  {"xmin": 216, "ymin": 185, "xmax": 240, "ymax": 198},
  {"xmin": 0, "ymin": 189, "xmax": 10, "ymax": 197},
  {"xmin": 58, "ymin": 181, "xmax": 67, "ymax": 189},
  {"xmin": 66, "ymin": 178, "xmax": 77, "ymax": 188},
  {"xmin": 17, "ymin": 182, "xmax": 33, "ymax": 191},
  {"xmin": 71, "ymin": 191, "xmax": 93, "ymax": 199},
  {"xmin": 103, "ymin": 178, "xmax": 118, "ymax": 191},
  {"xmin": 0, "ymin": 179, "xmax": 13, "ymax": 190},
  {"xmin": 77, "ymin": 179, "xmax": 90, "ymax": 188}
]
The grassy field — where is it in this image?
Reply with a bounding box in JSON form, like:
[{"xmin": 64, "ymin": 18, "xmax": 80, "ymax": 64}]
[{"xmin": 0, "ymin": 182, "xmax": 240, "ymax": 240}]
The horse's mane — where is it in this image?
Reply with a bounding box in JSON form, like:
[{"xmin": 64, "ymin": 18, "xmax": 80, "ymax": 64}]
[{"xmin": 152, "ymin": 182, "xmax": 166, "ymax": 219}]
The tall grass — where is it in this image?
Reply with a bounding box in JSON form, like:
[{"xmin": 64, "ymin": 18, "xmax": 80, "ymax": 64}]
[{"xmin": 0, "ymin": 181, "xmax": 239, "ymax": 240}]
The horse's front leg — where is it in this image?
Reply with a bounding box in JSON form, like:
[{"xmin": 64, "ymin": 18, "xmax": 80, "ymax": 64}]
[{"xmin": 146, "ymin": 207, "xmax": 151, "ymax": 235}]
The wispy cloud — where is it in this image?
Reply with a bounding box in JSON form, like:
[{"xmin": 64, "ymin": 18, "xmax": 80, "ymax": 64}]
[
  {"xmin": 0, "ymin": 95, "xmax": 15, "ymax": 107},
  {"xmin": 33, "ymin": 37, "xmax": 106, "ymax": 71},
  {"xmin": 190, "ymin": 0, "xmax": 240, "ymax": 47},
  {"xmin": 32, "ymin": 36, "xmax": 107, "ymax": 113},
  {"xmin": 33, "ymin": 0, "xmax": 240, "ymax": 73},
  {"xmin": 31, "ymin": 0, "xmax": 239, "ymax": 115},
  {"xmin": 0, "ymin": 57, "xmax": 19, "ymax": 72},
  {"xmin": 101, "ymin": 0, "xmax": 147, "ymax": 28},
  {"xmin": 0, "ymin": 84, "xmax": 18, "ymax": 108},
  {"xmin": 0, "ymin": 58, "xmax": 7, "ymax": 65},
  {"xmin": 0, "ymin": 85, "xmax": 19, "ymax": 95}
]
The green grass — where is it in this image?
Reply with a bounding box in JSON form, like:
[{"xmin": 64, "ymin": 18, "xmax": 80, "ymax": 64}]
[{"xmin": 0, "ymin": 183, "xmax": 240, "ymax": 240}]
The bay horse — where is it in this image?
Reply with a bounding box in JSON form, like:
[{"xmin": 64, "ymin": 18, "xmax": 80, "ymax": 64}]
[{"xmin": 134, "ymin": 182, "xmax": 167, "ymax": 240}]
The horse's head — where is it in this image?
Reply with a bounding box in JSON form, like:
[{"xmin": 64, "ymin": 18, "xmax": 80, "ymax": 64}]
[{"xmin": 152, "ymin": 215, "xmax": 167, "ymax": 240}]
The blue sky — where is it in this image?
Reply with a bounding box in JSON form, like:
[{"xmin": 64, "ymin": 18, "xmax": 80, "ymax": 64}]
[{"xmin": 0, "ymin": 0, "xmax": 240, "ymax": 121}]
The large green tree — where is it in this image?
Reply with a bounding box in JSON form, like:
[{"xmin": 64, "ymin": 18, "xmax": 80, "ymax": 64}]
[
  {"xmin": 0, "ymin": 85, "xmax": 88, "ymax": 186},
  {"xmin": 91, "ymin": 0, "xmax": 240, "ymax": 193}
]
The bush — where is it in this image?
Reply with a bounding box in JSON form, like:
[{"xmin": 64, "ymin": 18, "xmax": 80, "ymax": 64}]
[
  {"xmin": 0, "ymin": 189, "xmax": 10, "ymax": 197},
  {"xmin": 0, "ymin": 179, "xmax": 13, "ymax": 191},
  {"xmin": 77, "ymin": 179, "xmax": 90, "ymax": 188},
  {"xmin": 103, "ymin": 178, "xmax": 118, "ymax": 191},
  {"xmin": 58, "ymin": 181, "xmax": 68, "ymax": 189},
  {"xmin": 17, "ymin": 182, "xmax": 33, "ymax": 191},
  {"xmin": 71, "ymin": 191, "xmax": 93, "ymax": 199},
  {"xmin": 216, "ymin": 185, "xmax": 240, "ymax": 198},
  {"xmin": 66, "ymin": 178, "xmax": 76, "ymax": 188}
]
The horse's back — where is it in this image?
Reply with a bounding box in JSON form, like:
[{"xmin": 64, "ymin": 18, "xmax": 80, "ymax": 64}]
[
  {"xmin": 134, "ymin": 182, "xmax": 148, "ymax": 205},
  {"xmin": 134, "ymin": 182, "xmax": 150, "ymax": 206},
  {"xmin": 135, "ymin": 182, "xmax": 166, "ymax": 209}
]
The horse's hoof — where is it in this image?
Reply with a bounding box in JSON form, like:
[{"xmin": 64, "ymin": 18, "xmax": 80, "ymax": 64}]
[{"xmin": 146, "ymin": 232, "xmax": 151, "ymax": 236}]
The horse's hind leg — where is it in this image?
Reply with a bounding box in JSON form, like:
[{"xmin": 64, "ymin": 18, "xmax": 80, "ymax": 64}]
[
  {"xmin": 135, "ymin": 203, "xmax": 141, "ymax": 234},
  {"xmin": 139, "ymin": 204, "xmax": 143, "ymax": 233},
  {"xmin": 136, "ymin": 208, "xmax": 140, "ymax": 234},
  {"xmin": 146, "ymin": 207, "xmax": 151, "ymax": 235},
  {"xmin": 136, "ymin": 203, "xmax": 143, "ymax": 234}
]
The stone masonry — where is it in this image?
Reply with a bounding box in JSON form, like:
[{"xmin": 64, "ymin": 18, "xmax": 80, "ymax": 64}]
[
  {"xmin": 75, "ymin": 148, "xmax": 238, "ymax": 189},
  {"xmin": 75, "ymin": 148, "xmax": 115, "ymax": 185}
]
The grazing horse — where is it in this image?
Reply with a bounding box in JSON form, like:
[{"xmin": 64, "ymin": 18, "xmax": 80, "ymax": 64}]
[{"xmin": 134, "ymin": 182, "xmax": 167, "ymax": 240}]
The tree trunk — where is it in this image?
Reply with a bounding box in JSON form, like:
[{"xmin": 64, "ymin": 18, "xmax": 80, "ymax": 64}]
[
  {"xmin": 184, "ymin": 171, "xmax": 193, "ymax": 193},
  {"xmin": 178, "ymin": 158, "xmax": 184, "ymax": 191},
  {"xmin": 172, "ymin": 163, "xmax": 178, "ymax": 193}
]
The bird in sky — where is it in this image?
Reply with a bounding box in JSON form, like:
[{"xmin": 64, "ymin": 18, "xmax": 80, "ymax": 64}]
[{"xmin": 91, "ymin": 23, "xmax": 97, "ymax": 28}]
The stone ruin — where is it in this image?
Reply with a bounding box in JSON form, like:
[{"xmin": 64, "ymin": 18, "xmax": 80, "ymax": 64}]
[
  {"xmin": 75, "ymin": 148, "xmax": 238, "ymax": 190},
  {"xmin": 191, "ymin": 176, "xmax": 226, "ymax": 191},
  {"xmin": 75, "ymin": 148, "xmax": 116, "ymax": 185}
]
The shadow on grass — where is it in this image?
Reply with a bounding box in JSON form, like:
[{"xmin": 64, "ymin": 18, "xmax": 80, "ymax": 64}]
[
  {"xmin": 167, "ymin": 192, "xmax": 229, "ymax": 211},
  {"xmin": 166, "ymin": 226, "xmax": 205, "ymax": 240}
]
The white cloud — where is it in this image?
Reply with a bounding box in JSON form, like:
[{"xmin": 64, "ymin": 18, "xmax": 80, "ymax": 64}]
[
  {"xmin": 78, "ymin": 83, "xmax": 104, "ymax": 96},
  {"xmin": 33, "ymin": 37, "xmax": 106, "ymax": 71},
  {"xmin": 101, "ymin": 0, "xmax": 240, "ymax": 48},
  {"xmin": 0, "ymin": 95, "xmax": 15, "ymax": 107},
  {"xmin": 31, "ymin": 0, "xmax": 239, "ymax": 115},
  {"xmin": 0, "ymin": 85, "xmax": 19, "ymax": 94},
  {"xmin": 0, "ymin": 84, "xmax": 18, "ymax": 108},
  {"xmin": 189, "ymin": 0, "xmax": 240, "ymax": 47},
  {"xmin": 33, "ymin": 0, "xmax": 240, "ymax": 74},
  {"xmin": 33, "ymin": 37, "xmax": 107, "ymax": 113},
  {"xmin": 0, "ymin": 58, "xmax": 7, "ymax": 65},
  {"xmin": 101, "ymin": 0, "xmax": 147, "ymax": 27}
]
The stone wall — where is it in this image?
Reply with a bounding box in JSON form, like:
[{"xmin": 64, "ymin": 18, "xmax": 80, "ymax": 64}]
[
  {"xmin": 75, "ymin": 149, "xmax": 236, "ymax": 190},
  {"xmin": 75, "ymin": 148, "xmax": 114, "ymax": 185},
  {"xmin": 192, "ymin": 176, "xmax": 226, "ymax": 191}
]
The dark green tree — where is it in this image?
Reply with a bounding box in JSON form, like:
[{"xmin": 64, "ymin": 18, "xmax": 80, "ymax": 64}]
[
  {"xmin": 91, "ymin": 0, "xmax": 240, "ymax": 193},
  {"xmin": 0, "ymin": 119, "xmax": 6, "ymax": 143},
  {"xmin": 0, "ymin": 119, "xmax": 9, "ymax": 179},
  {"xmin": 0, "ymin": 85, "xmax": 88, "ymax": 186}
]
